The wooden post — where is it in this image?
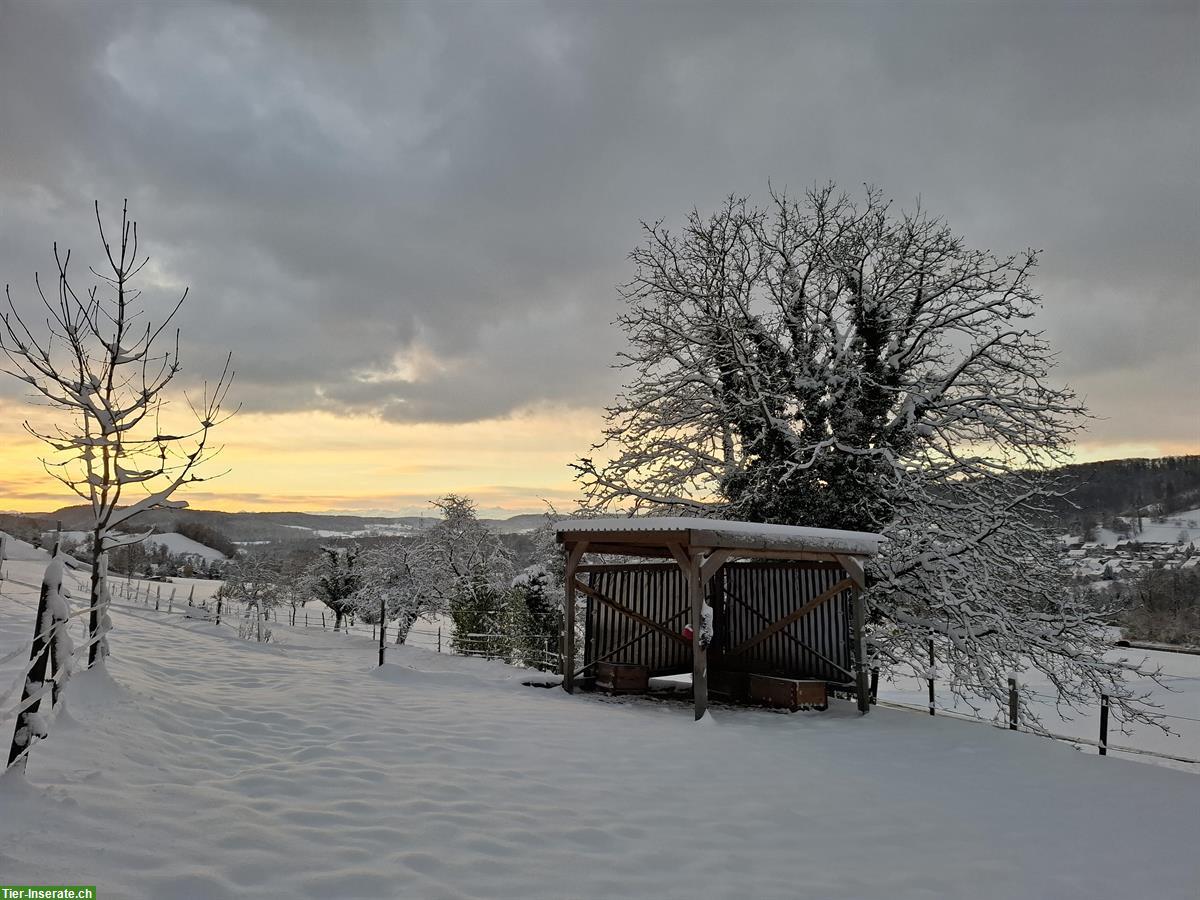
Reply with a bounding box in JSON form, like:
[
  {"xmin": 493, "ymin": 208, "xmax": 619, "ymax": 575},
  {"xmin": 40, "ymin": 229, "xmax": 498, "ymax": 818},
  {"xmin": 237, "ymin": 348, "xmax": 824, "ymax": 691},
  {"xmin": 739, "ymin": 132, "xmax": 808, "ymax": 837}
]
[
  {"xmin": 437, "ymin": 627, "xmax": 442, "ymax": 653},
  {"xmin": 322, "ymin": 612, "xmax": 326, "ymax": 629},
  {"xmin": 7, "ymin": 553, "xmax": 62, "ymax": 772},
  {"xmin": 835, "ymin": 555, "xmax": 870, "ymax": 715},
  {"xmin": 687, "ymin": 551, "xmax": 708, "ymax": 721},
  {"xmin": 562, "ymin": 541, "xmax": 588, "ymax": 694},
  {"xmin": 927, "ymin": 637, "xmax": 935, "ymax": 716},
  {"xmin": 1008, "ymin": 678, "xmax": 1019, "ymax": 731},
  {"xmin": 305, "ymin": 612, "xmax": 308, "ymax": 627},
  {"xmin": 852, "ymin": 587, "xmax": 869, "ymax": 714},
  {"xmin": 377, "ymin": 594, "xmax": 386, "ymax": 667},
  {"xmin": 0, "ymin": 533, "xmax": 7, "ymax": 595},
  {"xmin": 869, "ymin": 667, "xmax": 879, "ymax": 705},
  {"xmin": 1099, "ymin": 694, "xmax": 1109, "ymax": 756},
  {"xmin": 155, "ymin": 584, "xmax": 161, "ymax": 610}
]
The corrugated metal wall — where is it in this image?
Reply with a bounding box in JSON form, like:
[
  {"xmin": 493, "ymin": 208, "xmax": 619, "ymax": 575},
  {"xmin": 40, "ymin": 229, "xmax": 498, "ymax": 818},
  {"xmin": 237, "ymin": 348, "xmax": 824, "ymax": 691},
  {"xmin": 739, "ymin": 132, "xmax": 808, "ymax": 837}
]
[{"xmin": 583, "ymin": 561, "xmax": 853, "ymax": 683}]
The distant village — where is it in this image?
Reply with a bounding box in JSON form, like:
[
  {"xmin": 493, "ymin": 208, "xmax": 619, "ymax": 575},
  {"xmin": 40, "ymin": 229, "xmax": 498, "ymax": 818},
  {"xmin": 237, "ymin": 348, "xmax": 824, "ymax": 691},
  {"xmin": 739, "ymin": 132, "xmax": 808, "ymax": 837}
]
[{"xmin": 1063, "ymin": 510, "xmax": 1199, "ymax": 586}]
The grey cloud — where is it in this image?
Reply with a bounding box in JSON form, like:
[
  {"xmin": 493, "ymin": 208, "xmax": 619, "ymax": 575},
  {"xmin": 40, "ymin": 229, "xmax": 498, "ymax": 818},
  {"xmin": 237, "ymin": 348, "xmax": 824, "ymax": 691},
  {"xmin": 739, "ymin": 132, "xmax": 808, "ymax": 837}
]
[{"xmin": 0, "ymin": 0, "xmax": 1195, "ymax": 444}]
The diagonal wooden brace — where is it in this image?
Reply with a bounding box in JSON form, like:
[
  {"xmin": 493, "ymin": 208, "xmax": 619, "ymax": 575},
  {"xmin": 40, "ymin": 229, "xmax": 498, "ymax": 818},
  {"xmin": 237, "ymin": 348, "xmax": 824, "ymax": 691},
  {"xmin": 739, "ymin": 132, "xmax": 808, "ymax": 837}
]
[
  {"xmin": 573, "ymin": 578, "xmax": 691, "ymax": 647},
  {"xmin": 727, "ymin": 577, "xmax": 856, "ymax": 657}
]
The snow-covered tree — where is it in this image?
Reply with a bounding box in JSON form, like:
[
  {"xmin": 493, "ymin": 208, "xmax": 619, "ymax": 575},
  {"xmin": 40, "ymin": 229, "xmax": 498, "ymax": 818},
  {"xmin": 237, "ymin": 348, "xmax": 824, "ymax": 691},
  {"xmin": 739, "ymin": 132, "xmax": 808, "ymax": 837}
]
[
  {"xmin": 415, "ymin": 496, "xmax": 512, "ymax": 656},
  {"xmin": 509, "ymin": 520, "xmax": 564, "ymax": 668},
  {"xmin": 0, "ymin": 202, "xmax": 235, "ymax": 668},
  {"xmin": 304, "ymin": 545, "xmax": 361, "ymax": 632},
  {"xmin": 575, "ymin": 184, "xmax": 1160, "ymax": 729},
  {"xmin": 352, "ymin": 540, "xmax": 432, "ymax": 645},
  {"xmin": 216, "ymin": 553, "xmax": 280, "ymax": 642}
]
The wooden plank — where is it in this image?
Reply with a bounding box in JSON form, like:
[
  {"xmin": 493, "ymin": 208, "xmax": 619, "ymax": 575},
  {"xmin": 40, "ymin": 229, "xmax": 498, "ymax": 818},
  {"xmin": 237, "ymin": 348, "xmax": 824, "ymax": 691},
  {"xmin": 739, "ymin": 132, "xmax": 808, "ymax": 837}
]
[
  {"xmin": 727, "ymin": 577, "xmax": 856, "ymax": 657},
  {"xmin": 573, "ymin": 578, "xmax": 690, "ymax": 647}
]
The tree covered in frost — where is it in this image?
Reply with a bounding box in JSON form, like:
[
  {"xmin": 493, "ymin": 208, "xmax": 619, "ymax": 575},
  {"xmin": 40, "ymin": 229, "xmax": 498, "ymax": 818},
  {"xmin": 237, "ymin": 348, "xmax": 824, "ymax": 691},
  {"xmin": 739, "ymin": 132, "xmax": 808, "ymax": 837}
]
[
  {"xmin": 575, "ymin": 184, "xmax": 1159, "ymax": 729},
  {"xmin": 416, "ymin": 496, "xmax": 513, "ymax": 657},
  {"xmin": 304, "ymin": 545, "xmax": 361, "ymax": 632},
  {"xmin": 508, "ymin": 519, "xmax": 564, "ymax": 668},
  {"xmin": 0, "ymin": 202, "xmax": 234, "ymax": 668},
  {"xmin": 216, "ymin": 553, "xmax": 280, "ymax": 642},
  {"xmin": 352, "ymin": 540, "xmax": 432, "ymax": 645}
]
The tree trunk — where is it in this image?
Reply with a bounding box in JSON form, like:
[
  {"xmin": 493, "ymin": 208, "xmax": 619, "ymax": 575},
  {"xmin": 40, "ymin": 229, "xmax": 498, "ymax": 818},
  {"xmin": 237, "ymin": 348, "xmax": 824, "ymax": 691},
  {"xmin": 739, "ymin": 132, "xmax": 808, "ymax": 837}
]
[
  {"xmin": 334, "ymin": 609, "xmax": 344, "ymax": 632},
  {"xmin": 394, "ymin": 610, "xmax": 419, "ymax": 645}
]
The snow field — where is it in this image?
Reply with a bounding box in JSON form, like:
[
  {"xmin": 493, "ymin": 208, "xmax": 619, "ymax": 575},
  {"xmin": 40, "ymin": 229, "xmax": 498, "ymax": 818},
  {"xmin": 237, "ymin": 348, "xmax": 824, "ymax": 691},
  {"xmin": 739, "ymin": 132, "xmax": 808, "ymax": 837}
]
[{"xmin": 1, "ymin": 557, "xmax": 1199, "ymax": 899}]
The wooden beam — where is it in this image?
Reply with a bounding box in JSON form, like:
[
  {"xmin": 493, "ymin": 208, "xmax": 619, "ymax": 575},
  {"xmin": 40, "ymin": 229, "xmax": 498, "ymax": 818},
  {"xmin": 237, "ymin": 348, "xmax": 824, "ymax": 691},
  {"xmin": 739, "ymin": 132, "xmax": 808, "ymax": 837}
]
[
  {"xmin": 563, "ymin": 540, "xmax": 589, "ymax": 694},
  {"xmin": 572, "ymin": 578, "xmax": 690, "ymax": 647},
  {"xmin": 721, "ymin": 585, "xmax": 855, "ymax": 680},
  {"xmin": 726, "ymin": 577, "xmax": 857, "ymax": 657},
  {"xmin": 572, "ymin": 606, "xmax": 691, "ymax": 679},
  {"xmin": 835, "ymin": 554, "xmax": 866, "ymax": 588},
  {"xmin": 665, "ymin": 541, "xmax": 693, "ymax": 572},
  {"xmin": 699, "ymin": 548, "xmax": 735, "ymax": 586}
]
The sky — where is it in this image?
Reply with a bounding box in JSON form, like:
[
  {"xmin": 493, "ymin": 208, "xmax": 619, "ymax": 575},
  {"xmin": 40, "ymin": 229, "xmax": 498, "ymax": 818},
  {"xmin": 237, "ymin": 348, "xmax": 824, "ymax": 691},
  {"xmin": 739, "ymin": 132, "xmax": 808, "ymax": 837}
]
[{"xmin": 0, "ymin": 0, "xmax": 1196, "ymax": 517}]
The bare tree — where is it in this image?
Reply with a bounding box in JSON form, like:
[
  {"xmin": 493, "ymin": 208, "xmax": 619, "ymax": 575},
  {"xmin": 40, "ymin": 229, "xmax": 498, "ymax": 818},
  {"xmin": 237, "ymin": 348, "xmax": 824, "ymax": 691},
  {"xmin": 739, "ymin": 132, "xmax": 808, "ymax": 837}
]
[
  {"xmin": 576, "ymin": 184, "xmax": 1163, "ymax": 730},
  {"xmin": 0, "ymin": 201, "xmax": 235, "ymax": 667}
]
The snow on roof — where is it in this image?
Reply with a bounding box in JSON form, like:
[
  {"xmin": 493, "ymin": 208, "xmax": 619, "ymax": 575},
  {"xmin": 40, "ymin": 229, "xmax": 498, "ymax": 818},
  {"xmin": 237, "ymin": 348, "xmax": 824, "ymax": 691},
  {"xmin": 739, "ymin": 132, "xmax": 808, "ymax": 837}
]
[{"xmin": 554, "ymin": 516, "xmax": 883, "ymax": 556}]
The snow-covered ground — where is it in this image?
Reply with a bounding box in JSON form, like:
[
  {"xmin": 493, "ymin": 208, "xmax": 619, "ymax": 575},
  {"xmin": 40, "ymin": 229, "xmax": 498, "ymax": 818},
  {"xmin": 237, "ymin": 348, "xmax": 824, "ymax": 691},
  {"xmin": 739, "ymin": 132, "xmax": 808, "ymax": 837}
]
[
  {"xmin": 2, "ymin": 558, "xmax": 1199, "ymax": 899},
  {"xmin": 30, "ymin": 529, "xmax": 227, "ymax": 561},
  {"xmin": 142, "ymin": 531, "xmax": 228, "ymax": 562},
  {"xmin": 1087, "ymin": 507, "xmax": 1200, "ymax": 549}
]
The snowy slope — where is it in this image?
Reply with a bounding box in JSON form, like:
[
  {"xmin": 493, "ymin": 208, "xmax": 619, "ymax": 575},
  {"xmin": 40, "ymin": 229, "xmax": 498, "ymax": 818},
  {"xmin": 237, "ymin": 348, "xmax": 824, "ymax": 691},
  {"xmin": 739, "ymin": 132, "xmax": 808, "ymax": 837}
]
[
  {"xmin": 1090, "ymin": 507, "xmax": 1200, "ymax": 548},
  {"xmin": 1, "ymin": 560, "xmax": 1199, "ymax": 900},
  {"xmin": 143, "ymin": 531, "xmax": 227, "ymax": 561}
]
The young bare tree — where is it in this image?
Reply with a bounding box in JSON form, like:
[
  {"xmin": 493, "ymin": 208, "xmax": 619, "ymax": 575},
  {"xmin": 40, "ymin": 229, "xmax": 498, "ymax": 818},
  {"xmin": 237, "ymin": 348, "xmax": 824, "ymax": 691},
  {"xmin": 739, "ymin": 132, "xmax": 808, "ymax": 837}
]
[
  {"xmin": 575, "ymin": 184, "xmax": 1162, "ymax": 730},
  {"xmin": 0, "ymin": 201, "xmax": 235, "ymax": 667}
]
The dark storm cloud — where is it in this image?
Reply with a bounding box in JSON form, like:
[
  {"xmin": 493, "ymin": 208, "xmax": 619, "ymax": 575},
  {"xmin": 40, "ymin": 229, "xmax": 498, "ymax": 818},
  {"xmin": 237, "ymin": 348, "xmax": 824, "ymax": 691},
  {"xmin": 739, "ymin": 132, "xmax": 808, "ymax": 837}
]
[{"xmin": 0, "ymin": 0, "xmax": 1195, "ymax": 443}]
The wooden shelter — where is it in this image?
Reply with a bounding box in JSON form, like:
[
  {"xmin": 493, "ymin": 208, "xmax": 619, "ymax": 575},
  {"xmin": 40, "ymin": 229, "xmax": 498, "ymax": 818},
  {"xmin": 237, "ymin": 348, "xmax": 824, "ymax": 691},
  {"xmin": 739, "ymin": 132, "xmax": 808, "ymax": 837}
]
[{"xmin": 555, "ymin": 517, "xmax": 883, "ymax": 720}]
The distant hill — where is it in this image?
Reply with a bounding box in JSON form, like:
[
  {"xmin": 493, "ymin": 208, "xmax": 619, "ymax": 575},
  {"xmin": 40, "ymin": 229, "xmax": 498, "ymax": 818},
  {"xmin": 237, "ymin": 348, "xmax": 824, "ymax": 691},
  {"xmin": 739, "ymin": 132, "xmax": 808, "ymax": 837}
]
[
  {"xmin": 1042, "ymin": 456, "xmax": 1200, "ymax": 533},
  {"xmin": 1, "ymin": 506, "xmax": 551, "ymax": 546},
  {"xmin": 5, "ymin": 456, "xmax": 1195, "ymax": 548}
]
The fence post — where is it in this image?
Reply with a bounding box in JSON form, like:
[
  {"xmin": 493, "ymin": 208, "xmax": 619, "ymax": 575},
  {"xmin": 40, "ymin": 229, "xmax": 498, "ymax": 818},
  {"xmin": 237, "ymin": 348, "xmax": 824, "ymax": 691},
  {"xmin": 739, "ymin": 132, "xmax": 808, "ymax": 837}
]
[
  {"xmin": 0, "ymin": 533, "xmax": 7, "ymax": 596},
  {"xmin": 377, "ymin": 595, "xmax": 387, "ymax": 667},
  {"xmin": 305, "ymin": 612, "xmax": 308, "ymax": 627},
  {"xmin": 322, "ymin": 612, "xmax": 326, "ymax": 629},
  {"xmin": 869, "ymin": 667, "xmax": 879, "ymax": 705},
  {"xmin": 437, "ymin": 627, "xmax": 442, "ymax": 653},
  {"xmin": 1099, "ymin": 694, "xmax": 1110, "ymax": 756},
  {"xmin": 927, "ymin": 638, "xmax": 935, "ymax": 716},
  {"xmin": 1008, "ymin": 678, "xmax": 1019, "ymax": 731},
  {"xmin": 155, "ymin": 584, "xmax": 161, "ymax": 610}
]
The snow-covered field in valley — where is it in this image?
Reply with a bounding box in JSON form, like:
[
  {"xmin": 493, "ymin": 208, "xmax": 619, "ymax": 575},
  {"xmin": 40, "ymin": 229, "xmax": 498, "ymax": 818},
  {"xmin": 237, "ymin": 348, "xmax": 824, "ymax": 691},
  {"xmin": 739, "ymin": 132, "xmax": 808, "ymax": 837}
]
[{"xmin": 2, "ymin": 556, "xmax": 1199, "ymax": 900}]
